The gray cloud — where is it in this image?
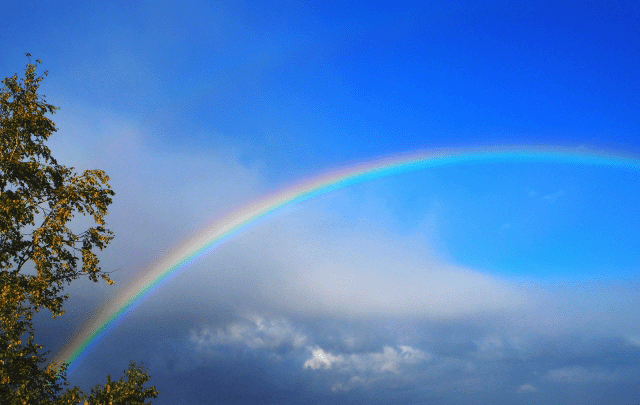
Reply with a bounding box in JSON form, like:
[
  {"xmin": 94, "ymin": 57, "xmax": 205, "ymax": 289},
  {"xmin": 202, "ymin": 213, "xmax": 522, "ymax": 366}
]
[{"xmin": 543, "ymin": 366, "xmax": 618, "ymax": 384}]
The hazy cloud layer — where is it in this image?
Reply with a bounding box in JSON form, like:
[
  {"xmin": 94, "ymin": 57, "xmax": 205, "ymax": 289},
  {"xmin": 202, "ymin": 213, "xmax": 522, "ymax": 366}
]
[
  {"xmin": 35, "ymin": 107, "xmax": 640, "ymax": 405},
  {"xmin": 136, "ymin": 311, "xmax": 640, "ymax": 403}
]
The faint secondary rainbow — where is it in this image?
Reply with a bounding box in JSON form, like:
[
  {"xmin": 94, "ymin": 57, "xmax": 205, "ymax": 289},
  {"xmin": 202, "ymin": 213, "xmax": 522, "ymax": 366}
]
[{"xmin": 54, "ymin": 146, "xmax": 640, "ymax": 375}]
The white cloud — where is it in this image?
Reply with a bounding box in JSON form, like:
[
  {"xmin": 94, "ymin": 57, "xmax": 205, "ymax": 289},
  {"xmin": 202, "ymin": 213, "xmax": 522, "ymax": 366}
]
[
  {"xmin": 472, "ymin": 333, "xmax": 530, "ymax": 361},
  {"xmin": 304, "ymin": 347, "xmax": 344, "ymax": 370},
  {"xmin": 46, "ymin": 100, "xmax": 532, "ymax": 326},
  {"xmin": 516, "ymin": 383, "xmax": 537, "ymax": 393},
  {"xmin": 525, "ymin": 188, "xmax": 564, "ymax": 202},
  {"xmin": 192, "ymin": 316, "xmax": 434, "ymax": 377},
  {"xmin": 542, "ymin": 189, "xmax": 565, "ymax": 201},
  {"xmin": 626, "ymin": 335, "xmax": 640, "ymax": 348},
  {"xmin": 189, "ymin": 315, "xmax": 308, "ymax": 352},
  {"xmin": 473, "ymin": 335, "xmax": 505, "ymax": 360},
  {"xmin": 44, "ymin": 102, "xmax": 269, "ymax": 310},
  {"xmin": 240, "ymin": 207, "xmax": 528, "ymax": 319},
  {"xmin": 304, "ymin": 344, "xmax": 432, "ymax": 375},
  {"xmin": 330, "ymin": 376, "xmax": 374, "ymax": 392}
]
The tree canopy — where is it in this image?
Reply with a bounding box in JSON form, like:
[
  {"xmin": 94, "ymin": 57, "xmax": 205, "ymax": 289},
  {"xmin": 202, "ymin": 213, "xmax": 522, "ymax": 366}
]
[{"xmin": 0, "ymin": 55, "xmax": 157, "ymax": 404}]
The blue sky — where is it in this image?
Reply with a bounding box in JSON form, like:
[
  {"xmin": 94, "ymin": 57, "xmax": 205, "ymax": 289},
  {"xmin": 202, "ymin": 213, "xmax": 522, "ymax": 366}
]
[{"xmin": 3, "ymin": 1, "xmax": 640, "ymax": 404}]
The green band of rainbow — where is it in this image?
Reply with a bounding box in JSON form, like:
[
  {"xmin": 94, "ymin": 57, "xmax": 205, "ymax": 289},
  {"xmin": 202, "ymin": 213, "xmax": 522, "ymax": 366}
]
[{"xmin": 53, "ymin": 146, "xmax": 640, "ymax": 376}]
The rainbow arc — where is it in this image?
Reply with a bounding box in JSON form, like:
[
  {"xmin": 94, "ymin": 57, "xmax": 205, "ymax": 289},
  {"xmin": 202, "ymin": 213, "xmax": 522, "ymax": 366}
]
[{"xmin": 53, "ymin": 146, "xmax": 640, "ymax": 375}]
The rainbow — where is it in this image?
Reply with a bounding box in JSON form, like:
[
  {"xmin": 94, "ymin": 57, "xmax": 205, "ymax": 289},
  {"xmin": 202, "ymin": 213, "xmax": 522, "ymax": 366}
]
[{"xmin": 53, "ymin": 146, "xmax": 640, "ymax": 376}]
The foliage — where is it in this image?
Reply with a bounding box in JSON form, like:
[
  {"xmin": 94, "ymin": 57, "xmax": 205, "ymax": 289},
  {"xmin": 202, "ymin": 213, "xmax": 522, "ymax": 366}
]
[
  {"xmin": 0, "ymin": 55, "xmax": 157, "ymax": 404},
  {"xmin": 83, "ymin": 362, "xmax": 158, "ymax": 405}
]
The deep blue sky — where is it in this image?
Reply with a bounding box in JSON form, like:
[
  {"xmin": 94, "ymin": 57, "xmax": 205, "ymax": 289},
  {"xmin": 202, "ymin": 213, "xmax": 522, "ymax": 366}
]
[{"xmin": 3, "ymin": 1, "xmax": 640, "ymax": 404}]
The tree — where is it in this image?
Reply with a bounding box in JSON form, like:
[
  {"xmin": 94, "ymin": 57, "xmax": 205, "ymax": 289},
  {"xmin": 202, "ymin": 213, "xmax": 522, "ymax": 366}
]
[{"xmin": 0, "ymin": 55, "xmax": 158, "ymax": 404}]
